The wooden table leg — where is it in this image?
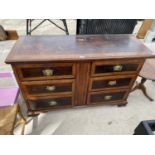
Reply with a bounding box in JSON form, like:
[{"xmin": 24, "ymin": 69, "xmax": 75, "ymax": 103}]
[
  {"xmin": 137, "ymin": 19, "xmax": 153, "ymax": 39},
  {"xmin": 132, "ymin": 78, "xmax": 154, "ymax": 101}
]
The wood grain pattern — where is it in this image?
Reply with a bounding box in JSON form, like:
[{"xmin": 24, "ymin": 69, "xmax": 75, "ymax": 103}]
[
  {"xmin": 89, "ymin": 74, "xmax": 136, "ymax": 92},
  {"xmin": 21, "ymin": 79, "xmax": 75, "ymax": 98},
  {"xmin": 74, "ymin": 62, "xmax": 90, "ymax": 106},
  {"xmin": 87, "ymin": 89, "xmax": 129, "ymax": 105},
  {"xmin": 27, "ymin": 95, "xmax": 73, "ymax": 111},
  {"xmin": 5, "ymin": 35, "xmax": 155, "ymax": 64},
  {"xmin": 13, "ymin": 63, "xmax": 76, "ymax": 81},
  {"xmin": 91, "ymin": 59, "xmax": 145, "ymax": 77},
  {"xmin": 6, "ymin": 35, "xmax": 155, "ymax": 116}
]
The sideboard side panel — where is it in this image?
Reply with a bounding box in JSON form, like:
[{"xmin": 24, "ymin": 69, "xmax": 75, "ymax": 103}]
[{"xmin": 11, "ymin": 64, "xmax": 31, "ymax": 110}]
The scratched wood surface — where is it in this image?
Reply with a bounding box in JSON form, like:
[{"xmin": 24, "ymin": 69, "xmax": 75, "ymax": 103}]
[{"xmin": 5, "ymin": 34, "xmax": 155, "ymax": 63}]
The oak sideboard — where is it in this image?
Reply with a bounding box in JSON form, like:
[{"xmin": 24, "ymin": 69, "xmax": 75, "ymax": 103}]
[{"xmin": 5, "ymin": 35, "xmax": 155, "ymax": 116}]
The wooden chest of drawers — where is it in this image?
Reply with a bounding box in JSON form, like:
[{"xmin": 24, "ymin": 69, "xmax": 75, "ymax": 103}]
[{"xmin": 5, "ymin": 35, "xmax": 155, "ymax": 116}]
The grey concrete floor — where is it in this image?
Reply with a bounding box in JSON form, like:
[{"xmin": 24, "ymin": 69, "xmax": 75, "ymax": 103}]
[{"xmin": 0, "ymin": 19, "xmax": 155, "ymax": 135}]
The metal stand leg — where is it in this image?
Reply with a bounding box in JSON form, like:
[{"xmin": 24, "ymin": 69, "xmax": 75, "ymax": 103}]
[
  {"xmin": 132, "ymin": 78, "xmax": 154, "ymax": 101},
  {"xmin": 26, "ymin": 19, "xmax": 29, "ymax": 35},
  {"xmin": 26, "ymin": 19, "xmax": 32, "ymax": 35},
  {"xmin": 29, "ymin": 19, "xmax": 32, "ymax": 35},
  {"xmin": 62, "ymin": 19, "xmax": 69, "ymax": 35},
  {"xmin": 26, "ymin": 19, "xmax": 69, "ymax": 35}
]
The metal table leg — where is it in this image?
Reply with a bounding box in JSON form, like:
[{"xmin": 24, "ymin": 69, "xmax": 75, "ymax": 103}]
[
  {"xmin": 62, "ymin": 19, "xmax": 69, "ymax": 35},
  {"xmin": 26, "ymin": 19, "xmax": 69, "ymax": 35}
]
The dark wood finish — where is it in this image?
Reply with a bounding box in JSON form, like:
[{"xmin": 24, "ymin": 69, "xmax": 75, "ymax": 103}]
[
  {"xmin": 91, "ymin": 59, "xmax": 144, "ymax": 77},
  {"xmin": 132, "ymin": 59, "xmax": 155, "ymax": 101},
  {"xmin": 5, "ymin": 35, "xmax": 155, "ymax": 116},
  {"xmin": 21, "ymin": 79, "xmax": 74, "ymax": 97},
  {"xmin": 74, "ymin": 62, "xmax": 90, "ymax": 106},
  {"xmin": 28, "ymin": 95, "xmax": 73, "ymax": 111},
  {"xmin": 87, "ymin": 89, "xmax": 128, "ymax": 105},
  {"xmin": 5, "ymin": 35, "xmax": 154, "ymax": 63},
  {"xmin": 89, "ymin": 75, "xmax": 136, "ymax": 92},
  {"xmin": 132, "ymin": 78, "xmax": 154, "ymax": 101},
  {"xmin": 13, "ymin": 63, "xmax": 76, "ymax": 81}
]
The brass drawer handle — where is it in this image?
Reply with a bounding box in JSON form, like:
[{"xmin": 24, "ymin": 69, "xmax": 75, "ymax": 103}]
[
  {"xmin": 104, "ymin": 95, "xmax": 112, "ymax": 100},
  {"xmin": 48, "ymin": 100, "xmax": 57, "ymax": 106},
  {"xmin": 42, "ymin": 69, "xmax": 53, "ymax": 76},
  {"xmin": 113, "ymin": 65, "xmax": 123, "ymax": 71},
  {"xmin": 108, "ymin": 80, "xmax": 117, "ymax": 86},
  {"xmin": 46, "ymin": 86, "xmax": 56, "ymax": 91}
]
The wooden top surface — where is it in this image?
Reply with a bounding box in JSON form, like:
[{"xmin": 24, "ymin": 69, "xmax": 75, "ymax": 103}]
[
  {"xmin": 140, "ymin": 58, "xmax": 155, "ymax": 80},
  {"xmin": 5, "ymin": 34, "xmax": 155, "ymax": 63}
]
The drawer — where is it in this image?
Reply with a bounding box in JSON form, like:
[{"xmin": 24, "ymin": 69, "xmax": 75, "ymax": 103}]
[
  {"xmin": 89, "ymin": 75, "xmax": 136, "ymax": 91},
  {"xmin": 14, "ymin": 63, "xmax": 76, "ymax": 81},
  {"xmin": 21, "ymin": 79, "xmax": 74, "ymax": 97},
  {"xmin": 28, "ymin": 95, "xmax": 73, "ymax": 110},
  {"xmin": 91, "ymin": 59, "xmax": 144, "ymax": 77},
  {"xmin": 87, "ymin": 90, "xmax": 128, "ymax": 105}
]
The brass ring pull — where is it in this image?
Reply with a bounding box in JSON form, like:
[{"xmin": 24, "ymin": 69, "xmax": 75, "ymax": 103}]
[
  {"xmin": 113, "ymin": 65, "xmax": 123, "ymax": 71},
  {"xmin": 108, "ymin": 80, "xmax": 117, "ymax": 86},
  {"xmin": 104, "ymin": 95, "xmax": 112, "ymax": 100},
  {"xmin": 42, "ymin": 69, "xmax": 53, "ymax": 76},
  {"xmin": 46, "ymin": 86, "xmax": 56, "ymax": 91},
  {"xmin": 48, "ymin": 101, "xmax": 57, "ymax": 106}
]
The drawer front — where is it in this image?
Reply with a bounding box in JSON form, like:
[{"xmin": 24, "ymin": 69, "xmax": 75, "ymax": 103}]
[
  {"xmin": 22, "ymin": 79, "xmax": 74, "ymax": 97},
  {"xmin": 87, "ymin": 90, "xmax": 128, "ymax": 105},
  {"xmin": 89, "ymin": 75, "xmax": 136, "ymax": 91},
  {"xmin": 15, "ymin": 63, "xmax": 76, "ymax": 81},
  {"xmin": 28, "ymin": 95, "xmax": 73, "ymax": 110},
  {"xmin": 91, "ymin": 59, "xmax": 144, "ymax": 76}
]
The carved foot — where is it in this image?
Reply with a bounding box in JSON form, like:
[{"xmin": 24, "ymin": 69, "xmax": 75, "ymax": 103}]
[
  {"xmin": 28, "ymin": 111, "xmax": 40, "ymax": 117},
  {"xmin": 117, "ymin": 104, "xmax": 127, "ymax": 107}
]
